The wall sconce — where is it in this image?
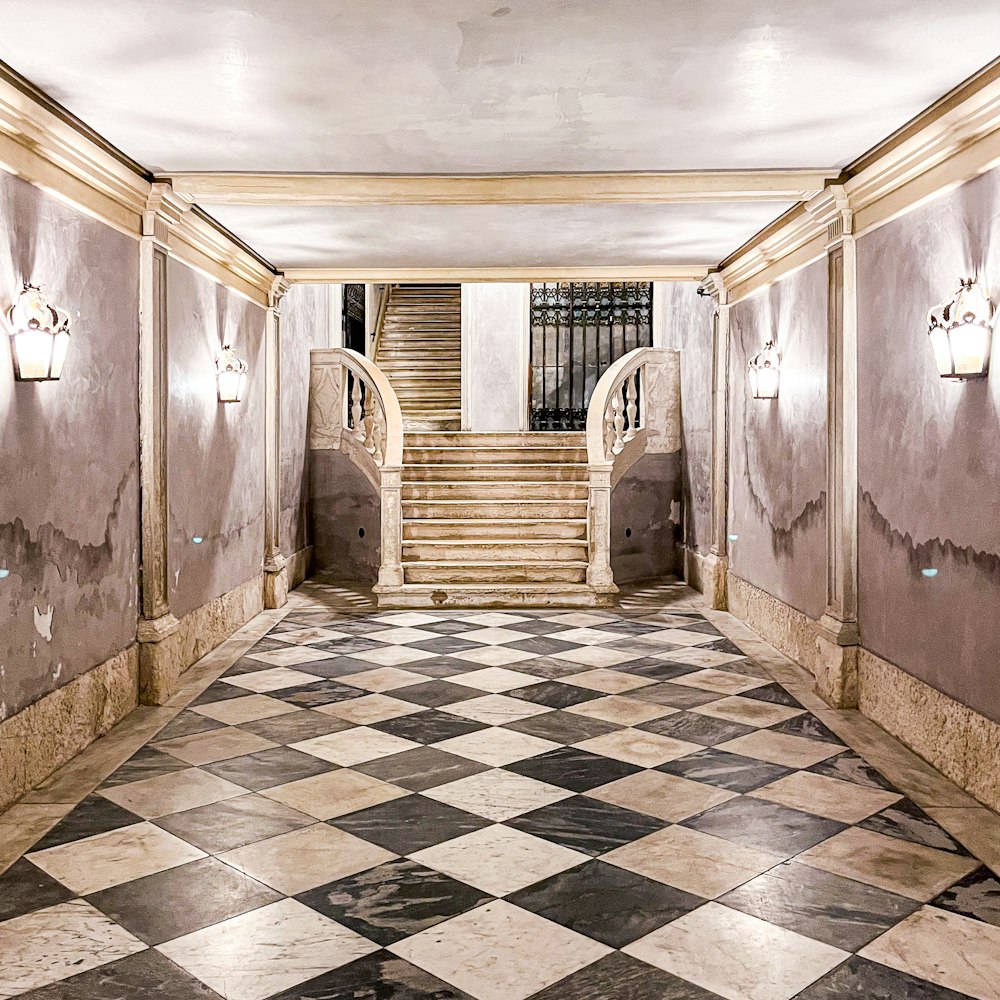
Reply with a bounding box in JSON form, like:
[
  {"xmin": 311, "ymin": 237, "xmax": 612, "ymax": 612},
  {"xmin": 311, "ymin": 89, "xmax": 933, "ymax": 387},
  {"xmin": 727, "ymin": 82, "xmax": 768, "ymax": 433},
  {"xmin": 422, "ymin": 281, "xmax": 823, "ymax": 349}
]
[
  {"xmin": 927, "ymin": 279, "xmax": 993, "ymax": 379},
  {"xmin": 5, "ymin": 284, "xmax": 72, "ymax": 381},
  {"xmin": 748, "ymin": 340, "xmax": 781, "ymax": 399},
  {"xmin": 216, "ymin": 344, "xmax": 248, "ymax": 403}
]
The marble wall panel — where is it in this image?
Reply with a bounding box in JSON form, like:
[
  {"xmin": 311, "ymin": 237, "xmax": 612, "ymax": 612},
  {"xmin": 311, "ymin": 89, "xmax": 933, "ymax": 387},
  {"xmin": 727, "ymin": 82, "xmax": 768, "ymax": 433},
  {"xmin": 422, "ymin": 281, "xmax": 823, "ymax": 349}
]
[{"xmin": 0, "ymin": 172, "xmax": 140, "ymax": 719}]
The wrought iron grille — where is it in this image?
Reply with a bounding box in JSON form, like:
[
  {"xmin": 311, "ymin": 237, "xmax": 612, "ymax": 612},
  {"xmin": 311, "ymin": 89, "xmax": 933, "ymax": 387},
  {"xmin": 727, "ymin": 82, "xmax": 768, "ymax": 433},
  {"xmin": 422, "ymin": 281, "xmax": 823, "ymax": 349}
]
[{"xmin": 529, "ymin": 281, "xmax": 653, "ymax": 431}]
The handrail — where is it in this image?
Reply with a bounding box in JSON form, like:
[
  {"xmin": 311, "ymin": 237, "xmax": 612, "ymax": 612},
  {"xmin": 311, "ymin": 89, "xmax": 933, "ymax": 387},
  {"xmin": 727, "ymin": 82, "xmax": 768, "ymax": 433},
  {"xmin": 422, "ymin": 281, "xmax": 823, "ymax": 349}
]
[
  {"xmin": 310, "ymin": 347, "xmax": 403, "ymax": 467},
  {"xmin": 371, "ymin": 284, "xmax": 393, "ymax": 362},
  {"xmin": 587, "ymin": 347, "xmax": 652, "ymax": 465}
]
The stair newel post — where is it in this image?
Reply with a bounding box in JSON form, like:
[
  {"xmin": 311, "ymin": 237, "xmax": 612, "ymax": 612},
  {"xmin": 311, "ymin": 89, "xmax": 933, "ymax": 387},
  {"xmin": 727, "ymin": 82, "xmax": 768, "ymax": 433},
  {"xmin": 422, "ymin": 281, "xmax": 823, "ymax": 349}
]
[
  {"xmin": 586, "ymin": 463, "xmax": 617, "ymax": 593},
  {"xmin": 377, "ymin": 464, "xmax": 405, "ymax": 589}
]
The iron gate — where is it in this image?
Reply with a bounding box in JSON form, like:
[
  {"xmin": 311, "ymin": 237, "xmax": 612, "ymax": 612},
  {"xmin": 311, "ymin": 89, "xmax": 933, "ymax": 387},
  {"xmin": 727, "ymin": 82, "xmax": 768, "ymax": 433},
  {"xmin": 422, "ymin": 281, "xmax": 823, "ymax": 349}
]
[{"xmin": 529, "ymin": 281, "xmax": 653, "ymax": 431}]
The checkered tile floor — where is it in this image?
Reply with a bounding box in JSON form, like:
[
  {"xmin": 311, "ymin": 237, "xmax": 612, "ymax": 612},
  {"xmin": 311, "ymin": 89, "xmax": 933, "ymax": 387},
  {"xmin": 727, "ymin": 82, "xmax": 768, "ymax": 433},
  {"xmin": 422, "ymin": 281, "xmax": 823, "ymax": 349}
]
[{"xmin": 3, "ymin": 603, "xmax": 1000, "ymax": 999}]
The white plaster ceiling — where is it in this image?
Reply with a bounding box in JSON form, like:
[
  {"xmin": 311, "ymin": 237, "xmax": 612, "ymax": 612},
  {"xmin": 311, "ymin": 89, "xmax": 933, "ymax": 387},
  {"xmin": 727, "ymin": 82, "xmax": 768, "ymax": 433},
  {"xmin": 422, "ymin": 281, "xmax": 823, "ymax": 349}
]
[
  {"xmin": 2, "ymin": 1, "xmax": 999, "ymax": 268},
  {"xmin": 202, "ymin": 202, "xmax": 793, "ymax": 269}
]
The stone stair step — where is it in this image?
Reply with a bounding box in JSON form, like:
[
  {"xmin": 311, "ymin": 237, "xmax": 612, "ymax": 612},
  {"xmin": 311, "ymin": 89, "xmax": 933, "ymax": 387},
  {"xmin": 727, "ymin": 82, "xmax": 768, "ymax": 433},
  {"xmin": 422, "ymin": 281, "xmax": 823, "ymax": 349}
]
[
  {"xmin": 403, "ymin": 539, "xmax": 588, "ymax": 562},
  {"xmin": 403, "ymin": 464, "xmax": 588, "ymax": 483},
  {"xmin": 402, "ymin": 561, "xmax": 588, "ymax": 585},
  {"xmin": 402, "ymin": 499, "xmax": 588, "ymax": 519},
  {"xmin": 403, "ymin": 446, "xmax": 588, "ymax": 464},
  {"xmin": 403, "ymin": 481, "xmax": 589, "ymax": 501},
  {"xmin": 402, "ymin": 518, "xmax": 588, "ymax": 540},
  {"xmin": 403, "ymin": 432, "xmax": 585, "ymax": 448},
  {"xmin": 374, "ymin": 583, "xmax": 611, "ymax": 609}
]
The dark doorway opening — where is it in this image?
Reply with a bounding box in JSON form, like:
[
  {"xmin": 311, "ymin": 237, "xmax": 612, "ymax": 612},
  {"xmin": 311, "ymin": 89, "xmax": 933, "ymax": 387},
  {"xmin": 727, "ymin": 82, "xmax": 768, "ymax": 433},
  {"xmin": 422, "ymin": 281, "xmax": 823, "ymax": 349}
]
[{"xmin": 343, "ymin": 283, "xmax": 366, "ymax": 354}]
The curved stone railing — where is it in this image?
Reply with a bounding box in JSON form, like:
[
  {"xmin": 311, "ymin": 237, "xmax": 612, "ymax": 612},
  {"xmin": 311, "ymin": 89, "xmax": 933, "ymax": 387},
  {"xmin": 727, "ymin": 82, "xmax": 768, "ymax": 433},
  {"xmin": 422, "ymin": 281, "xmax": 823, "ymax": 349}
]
[
  {"xmin": 310, "ymin": 348, "xmax": 404, "ymax": 588},
  {"xmin": 585, "ymin": 347, "xmax": 681, "ymax": 594}
]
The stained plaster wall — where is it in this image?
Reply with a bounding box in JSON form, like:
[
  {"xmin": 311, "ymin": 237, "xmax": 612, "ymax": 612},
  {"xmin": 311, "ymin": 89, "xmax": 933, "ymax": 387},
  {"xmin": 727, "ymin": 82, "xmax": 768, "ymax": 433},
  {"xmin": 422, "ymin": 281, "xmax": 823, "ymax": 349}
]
[
  {"xmin": 857, "ymin": 166, "xmax": 1000, "ymax": 724},
  {"xmin": 728, "ymin": 258, "xmax": 828, "ymax": 620},
  {"xmin": 0, "ymin": 172, "xmax": 140, "ymax": 721},
  {"xmin": 167, "ymin": 259, "xmax": 265, "ymax": 619},
  {"xmin": 310, "ymin": 451, "xmax": 380, "ymax": 582},
  {"xmin": 280, "ymin": 284, "xmax": 330, "ymax": 559},
  {"xmin": 656, "ymin": 281, "xmax": 715, "ymax": 555}
]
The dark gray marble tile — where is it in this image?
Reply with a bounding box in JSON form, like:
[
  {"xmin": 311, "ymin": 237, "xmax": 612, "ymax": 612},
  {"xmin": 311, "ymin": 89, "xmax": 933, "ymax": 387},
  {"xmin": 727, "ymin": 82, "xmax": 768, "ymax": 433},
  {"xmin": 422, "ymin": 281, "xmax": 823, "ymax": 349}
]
[
  {"xmin": 932, "ymin": 866, "xmax": 1000, "ymax": 927},
  {"xmin": 703, "ymin": 637, "xmax": 747, "ymax": 656},
  {"xmin": 680, "ymin": 621, "xmax": 724, "ymax": 636},
  {"xmin": 308, "ymin": 618, "xmax": 390, "ymax": 635},
  {"xmin": 506, "ymin": 795, "xmax": 664, "ymax": 856},
  {"xmin": 506, "ymin": 680, "xmax": 603, "ymax": 709},
  {"xmin": 390, "ymin": 680, "xmax": 483, "ymax": 708},
  {"xmin": 397, "ymin": 657, "xmax": 482, "ymax": 679},
  {"xmin": 502, "ymin": 620, "xmax": 576, "ymax": 635},
  {"xmin": 354, "ymin": 746, "xmax": 490, "ymax": 791},
  {"xmin": 307, "ymin": 636, "xmax": 385, "ymax": 656},
  {"xmin": 657, "ymin": 748, "xmax": 793, "ymax": 792},
  {"xmin": 268, "ymin": 952, "xmax": 474, "ymax": 999},
  {"xmin": 330, "ymin": 795, "xmax": 491, "ymax": 854},
  {"xmin": 505, "ymin": 746, "xmax": 641, "ymax": 792},
  {"xmin": 99, "ymin": 746, "xmax": 190, "ymax": 788},
  {"xmin": 859, "ymin": 799, "xmax": 970, "ymax": 855},
  {"xmin": 810, "ymin": 750, "xmax": 899, "ymax": 792},
  {"xmin": 152, "ymin": 712, "xmax": 227, "ymax": 743},
  {"xmin": 0, "ymin": 858, "xmax": 74, "ymax": 922},
  {"xmin": 409, "ymin": 636, "xmax": 487, "ymax": 655},
  {"xmin": 615, "ymin": 659, "xmax": 703, "ymax": 681},
  {"xmin": 87, "ymin": 856, "xmax": 281, "ymax": 945},
  {"xmin": 274, "ymin": 680, "xmax": 367, "ymax": 708},
  {"xmin": 506, "ymin": 656, "xmax": 589, "ymax": 679},
  {"xmin": 682, "ymin": 796, "xmax": 847, "ymax": 859},
  {"xmin": 297, "ymin": 858, "xmax": 491, "ymax": 945},
  {"xmin": 201, "ymin": 746, "xmax": 336, "ymax": 791},
  {"xmin": 189, "ymin": 681, "xmax": 251, "ymax": 706},
  {"xmin": 153, "ymin": 792, "xmax": 314, "ymax": 853},
  {"xmin": 772, "ymin": 713, "xmax": 843, "ymax": 743},
  {"xmin": 31, "ymin": 794, "xmax": 144, "ymax": 851},
  {"xmin": 505, "ymin": 636, "xmax": 579, "ymax": 656},
  {"xmin": 639, "ymin": 710, "xmax": 754, "ymax": 745},
  {"xmin": 509, "ymin": 859, "xmax": 703, "ymax": 948},
  {"xmin": 290, "ymin": 655, "xmax": 391, "ymax": 678},
  {"xmin": 531, "ymin": 950, "xmax": 721, "ymax": 999},
  {"xmin": 719, "ymin": 861, "xmax": 920, "ymax": 951},
  {"xmin": 503, "ymin": 709, "xmax": 622, "ymax": 743},
  {"xmin": 598, "ymin": 620, "xmax": 675, "ymax": 637},
  {"xmin": 796, "ymin": 954, "xmax": 969, "ymax": 998},
  {"xmin": 238, "ymin": 710, "xmax": 353, "ymax": 744},
  {"xmin": 373, "ymin": 708, "xmax": 487, "ymax": 744},
  {"xmin": 417, "ymin": 620, "xmax": 490, "ymax": 635},
  {"xmin": 739, "ymin": 683, "xmax": 804, "ymax": 708},
  {"xmin": 15, "ymin": 949, "xmax": 225, "ymax": 999}
]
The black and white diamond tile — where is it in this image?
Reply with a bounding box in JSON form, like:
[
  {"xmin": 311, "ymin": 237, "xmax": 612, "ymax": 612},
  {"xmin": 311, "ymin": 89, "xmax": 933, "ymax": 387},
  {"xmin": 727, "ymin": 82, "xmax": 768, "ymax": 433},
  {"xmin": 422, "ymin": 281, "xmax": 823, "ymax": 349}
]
[{"xmin": 3, "ymin": 601, "xmax": 998, "ymax": 1000}]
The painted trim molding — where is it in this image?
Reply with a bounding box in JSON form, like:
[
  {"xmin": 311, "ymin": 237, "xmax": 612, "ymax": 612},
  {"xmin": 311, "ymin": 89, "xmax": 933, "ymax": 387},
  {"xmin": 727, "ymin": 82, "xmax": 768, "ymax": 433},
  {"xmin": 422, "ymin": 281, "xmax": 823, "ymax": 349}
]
[
  {"xmin": 139, "ymin": 575, "xmax": 264, "ymax": 705},
  {"xmin": 859, "ymin": 648, "xmax": 1000, "ymax": 814},
  {"xmin": 286, "ymin": 266, "xmax": 709, "ymax": 284},
  {"xmin": 0, "ymin": 645, "xmax": 139, "ymax": 812}
]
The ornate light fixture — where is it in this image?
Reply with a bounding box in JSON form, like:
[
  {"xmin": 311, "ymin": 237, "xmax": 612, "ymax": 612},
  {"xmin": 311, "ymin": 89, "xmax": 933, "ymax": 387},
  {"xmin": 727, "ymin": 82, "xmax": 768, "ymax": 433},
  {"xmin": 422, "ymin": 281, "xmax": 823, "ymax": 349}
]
[
  {"xmin": 5, "ymin": 284, "xmax": 71, "ymax": 382},
  {"xmin": 748, "ymin": 340, "xmax": 781, "ymax": 399},
  {"xmin": 927, "ymin": 279, "xmax": 993, "ymax": 380},
  {"xmin": 216, "ymin": 344, "xmax": 248, "ymax": 403}
]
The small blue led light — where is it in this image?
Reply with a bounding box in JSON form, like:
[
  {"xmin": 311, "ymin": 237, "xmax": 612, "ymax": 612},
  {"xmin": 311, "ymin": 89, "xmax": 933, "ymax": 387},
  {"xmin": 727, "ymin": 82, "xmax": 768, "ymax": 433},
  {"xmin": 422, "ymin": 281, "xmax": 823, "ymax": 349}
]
[
  {"xmin": 192, "ymin": 536, "xmax": 204, "ymax": 545},
  {"xmin": 0, "ymin": 568, "xmax": 9, "ymax": 579},
  {"xmin": 921, "ymin": 568, "xmax": 939, "ymax": 578},
  {"xmin": 728, "ymin": 534, "xmax": 739, "ymax": 542}
]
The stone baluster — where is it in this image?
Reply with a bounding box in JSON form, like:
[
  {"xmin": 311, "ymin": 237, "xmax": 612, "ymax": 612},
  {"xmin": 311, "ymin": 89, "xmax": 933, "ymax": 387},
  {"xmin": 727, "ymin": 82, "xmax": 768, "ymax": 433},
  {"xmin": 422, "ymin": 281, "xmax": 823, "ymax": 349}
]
[
  {"xmin": 624, "ymin": 372, "xmax": 639, "ymax": 443},
  {"xmin": 351, "ymin": 375, "xmax": 364, "ymax": 440},
  {"xmin": 611, "ymin": 390, "xmax": 626, "ymax": 455}
]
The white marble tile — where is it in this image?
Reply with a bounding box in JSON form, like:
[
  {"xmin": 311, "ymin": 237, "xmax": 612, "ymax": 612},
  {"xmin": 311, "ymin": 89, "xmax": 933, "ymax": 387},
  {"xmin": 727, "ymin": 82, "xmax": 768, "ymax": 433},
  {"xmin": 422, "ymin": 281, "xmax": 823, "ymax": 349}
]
[
  {"xmin": 860, "ymin": 906, "xmax": 1000, "ymax": 999},
  {"xmin": 246, "ymin": 647, "xmax": 336, "ymax": 667},
  {"xmin": 422, "ymin": 768, "xmax": 574, "ymax": 821},
  {"xmin": 604, "ymin": 825, "xmax": 784, "ymax": 898},
  {"xmin": 550, "ymin": 627, "xmax": 623, "ymax": 645},
  {"xmin": 446, "ymin": 646, "xmax": 537, "ymax": 667},
  {"xmin": 347, "ymin": 645, "xmax": 438, "ymax": 666},
  {"xmin": 260, "ymin": 768, "xmax": 410, "ymax": 820},
  {"xmin": 99, "ymin": 767, "xmax": 247, "ymax": 818},
  {"xmin": 624, "ymin": 901, "xmax": 848, "ymax": 1000},
  {"xmin": 459, "ymin": 626, "xmax": 535, "ymax": 645},
  {"xmin": 222, "ymin": 667, "xmax": 325, "ymax": 693},
  {"xmin": 748, "ymin": 771, "xmax": 902, "ymax": 823},
  {"xmin": 219, "ymin": 824, "xmax": 395, "ymax": 894},
  {"xmin": 440, "ymin": 694, "xmax": 552, "ymax": 725},
  {"xmin": 447, "ymin": 667, "xmax": 543, "ymax": 693},
  {"xmin": 390, "ymin": 899, "xmax": 611, "ymax": 1000},
  {"xmin": 316, "ymin": 693, "xmax": 423, "ymax": 724},
  {"xmin": 191, "ymin": 694, "xmax": 300, "ymax": 725},
  {"xmin": 0, "ymin": 899, "xmax": 147, "ymax": 996},
  {"xmin": 28, "ymin": 822, "xmax": 206, "ymax": 895},
  {"xmin": 565, "ymin": 695, "xmax": 676, "ymax": 726},
  {"xmin": 411, "ymin": 824, "xmax": 589, "ymax": 896},
  {"xmin": 642, "ymin": 628, "xmax": 717, "ymax": 648},
  {"xmin": 433, "ymin": 727, "xmax": 560, "ymax": 766},
  {"xmin": 291, "ymin": 727, "xmax": 421, "ymax": 766},
  {"xmin": 461, "ymin": 613, "xmax": 532, "ymax": 627},
  {"xmin": 692, "ymin": 696, "xmax": 804, "ymax": 728},
  {"xmin": 277, "ymin": 626, "xmax": 350, "ymax": 645},
  {"xmin": 368, "ymin": 626, "xmax": 441, "ymax": 645},
  {"xmin": 376, "ymin": 612, "xmax": 443, "ymax": 626},
  {"xmin": 561, "ymin": 668, "xmax": 657, "ymax": 694},
  {"xmin": 718, "ymin": 730, "xmax": 846, "ymax": 768},
  {"xmin": 587, "ymin": 770, "xmax": 739, "ymax": 823},
  {"xmin": 548, "ymin": 613, "xmax": 616, "ymax": 627},
  {"xmin": 549, "ymin": 645, "xmax": 635, "ymax": 668},
  {"xmin": 337, "ymin": 666, "xmax": 428, "ymax": 691},
  {"xmin": 157, "ymin": 897, "xmax": 378, "ymax": 1000},
  {"xmin": 662, "ymin": 647, "xmax": 748, "ymax": 668},
  {"xmin": 574, "ymin": 728, "xmax": 701, "ymax": 767},
  {"xmin": 668, "ymin": 668, "xmax": 769, "ymax": 695},
  {"xmin": 154, "ymin": 726, "xmax": 279, "ymax": 765}
]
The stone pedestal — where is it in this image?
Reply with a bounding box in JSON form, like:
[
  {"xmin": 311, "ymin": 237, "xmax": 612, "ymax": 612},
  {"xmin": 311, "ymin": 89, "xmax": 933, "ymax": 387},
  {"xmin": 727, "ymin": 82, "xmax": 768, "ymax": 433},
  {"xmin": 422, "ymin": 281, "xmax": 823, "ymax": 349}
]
[
  {"xmin": 814, "ymin": 613, "xmax": 860, "ymax": 709},
  {"xmin": 263, "ymin": 555, "xmax": 289, "ymax": 610},
  {"xmin": 137, "ymin": 612, "xmax": 181, "ymax": 706},
  {"xmin": 701, "ymin": 552, "xmax": 729, "ymax": 611}
]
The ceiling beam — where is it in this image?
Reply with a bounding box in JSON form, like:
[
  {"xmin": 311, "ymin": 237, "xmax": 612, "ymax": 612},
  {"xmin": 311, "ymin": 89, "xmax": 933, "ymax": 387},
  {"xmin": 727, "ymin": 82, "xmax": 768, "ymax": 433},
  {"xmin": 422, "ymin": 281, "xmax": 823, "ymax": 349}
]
[
  {"xmin": 283, "ymin": 266, "xmax": 711, "ymax": 283},
  {"xmin": 164, "ymin": 170, "xmax": 836, "ymax": 207}
]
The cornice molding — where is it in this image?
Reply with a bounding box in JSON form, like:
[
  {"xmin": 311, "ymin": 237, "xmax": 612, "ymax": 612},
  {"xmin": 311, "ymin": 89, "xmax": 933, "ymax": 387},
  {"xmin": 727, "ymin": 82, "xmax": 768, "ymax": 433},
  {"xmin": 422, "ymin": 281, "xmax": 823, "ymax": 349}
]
[
  {"xmin": 285, "ymin": 265, "xmax": 709, "ymax": 284},
  {"xmin": 0, "ymin": 68, "xmax": 277, "ymax": 305},
  {"xmin": 163, "ymin": 170, "xmax": 835, "ymax": 207},
  {"xmin": 721, "ymin": 58, "xmax": 1000, "ymax": 303}
]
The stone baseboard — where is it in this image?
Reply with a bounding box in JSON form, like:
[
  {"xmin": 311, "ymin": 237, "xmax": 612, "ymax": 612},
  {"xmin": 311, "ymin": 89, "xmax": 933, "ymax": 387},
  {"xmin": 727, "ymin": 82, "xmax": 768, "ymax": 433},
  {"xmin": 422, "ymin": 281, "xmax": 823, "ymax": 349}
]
[
  {"xmin": 859, "ymin": 648, "xmax": 1000, "ymax": 814},
  {"xmin": 140, "ymin": 575, "xmax": 264, "ymax": 705},
  {"xmin": 286, "ymin": 546, "xmax": 314, "ymax": 590},
  {"xmin": 0, "ymin": 646, "xmax": 138, "ymax": 812},
  {"xmin": 683, "ymin": 547, "xmax": 728, "ymax": 611}
]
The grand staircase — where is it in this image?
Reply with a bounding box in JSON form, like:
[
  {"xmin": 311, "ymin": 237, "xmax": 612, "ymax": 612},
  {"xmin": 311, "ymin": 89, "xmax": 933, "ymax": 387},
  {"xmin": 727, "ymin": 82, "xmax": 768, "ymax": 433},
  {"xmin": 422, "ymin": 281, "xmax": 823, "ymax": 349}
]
[
  {"xmin": 397, "ymin": 430, "xmax": 601, "ymax": 606},
  {"xmin": 375, "ymin": 284, "xmax": 462, "ymax": 431}
]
